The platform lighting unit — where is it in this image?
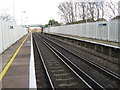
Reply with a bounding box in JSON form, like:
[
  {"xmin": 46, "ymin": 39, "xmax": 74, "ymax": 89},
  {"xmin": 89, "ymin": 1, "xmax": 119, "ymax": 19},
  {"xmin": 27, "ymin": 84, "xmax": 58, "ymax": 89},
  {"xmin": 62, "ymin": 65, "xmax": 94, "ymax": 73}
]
[
  {"xmin": 13, "ymin": 0, "xmax": 16, "ymax": 23},
  {"xmin": 21, "ymin": 11, "xmax": 26, "ymax": 25}
]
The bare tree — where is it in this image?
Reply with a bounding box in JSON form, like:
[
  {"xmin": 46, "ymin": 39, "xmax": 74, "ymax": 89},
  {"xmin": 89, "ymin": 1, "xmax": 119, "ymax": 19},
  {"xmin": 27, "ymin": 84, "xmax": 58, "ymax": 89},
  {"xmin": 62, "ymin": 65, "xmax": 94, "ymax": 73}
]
[
  {"xmin": 118, "ymin": 1, "xmax": 120, "ymax": 15},
  {"xmin": 104, "ymin": 1, "xmax": 119, "ymax": 20},
  {"xmin": 87, "ymin": 2, "xmax": 102, "ymax": 21},
  {"xmin": 76, "ymin": 3, "xmax": 83, "ymax": 20},
  {"xmin": 94, "ymin": 2, "xmax": 103, "ymax": 20},
  {"xmin": 0, "ymin": 9, "xmax": 15, "ymax": 22},
  {"xmin": 0, "ymin": 14, "xmax": 14, "ymax": 21},
  {"xmin": 77, "ymin": 2, "xmax": 86, "ymax": 21},
  {"xmin": 58, "ymin": 2, "xmax": 69, "ymax": 23},
  {"xmin": 74, "ymin": 2, "xmax": 78, "ymax": 21},
  {"xmin": 58, "ymin": 1, "xmax": 119, "ymax": 24},
  {"xmin": 58, "ymin": 1, "xmax": 76, "ymax": 23},
  {"xmin": 58, "ymin": 1, "xmax": 104, "ymax": 23}
]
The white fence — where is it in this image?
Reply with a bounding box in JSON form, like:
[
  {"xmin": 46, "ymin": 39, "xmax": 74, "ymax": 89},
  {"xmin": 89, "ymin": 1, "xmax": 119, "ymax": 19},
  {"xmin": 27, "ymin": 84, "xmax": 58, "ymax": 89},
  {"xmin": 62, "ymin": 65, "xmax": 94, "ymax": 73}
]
[
  {"xmin": 44, "ymin": 20, "xmax": 120, "ymax": 42},
  {"xmin": 0, "ymin": 20, "xmax": 28, "ymax": 54}
]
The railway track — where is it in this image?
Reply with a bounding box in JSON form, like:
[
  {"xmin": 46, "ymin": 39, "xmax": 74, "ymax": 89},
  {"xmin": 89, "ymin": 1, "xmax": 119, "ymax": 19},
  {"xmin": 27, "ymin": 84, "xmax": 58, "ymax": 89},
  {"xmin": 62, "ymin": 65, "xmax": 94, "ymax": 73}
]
[
  {"xmin": 41, "ymin": 34, "xmax": 120, "ymax": 80},
  {"xmin": 44, "ymin": 33, "xmax": 119, "ymax": 66},
  {"xmin": 33, "ymin": 37, "xmax": 52, "ymax": 88},
  {"xmin": 33, "ymin": 33, "xmax": 105, "ymax": 89},
  {"xmin": 34, "ymin": 33, "xmax": 120, "ymax": 89}
]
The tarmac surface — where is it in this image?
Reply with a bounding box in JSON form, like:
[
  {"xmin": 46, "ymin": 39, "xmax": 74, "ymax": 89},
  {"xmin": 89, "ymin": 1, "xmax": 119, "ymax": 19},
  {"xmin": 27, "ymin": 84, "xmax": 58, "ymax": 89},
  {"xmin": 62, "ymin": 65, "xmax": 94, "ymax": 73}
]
[{"xmin": 1, "ymin": 34, "xmax": 31, "ymax": 88}]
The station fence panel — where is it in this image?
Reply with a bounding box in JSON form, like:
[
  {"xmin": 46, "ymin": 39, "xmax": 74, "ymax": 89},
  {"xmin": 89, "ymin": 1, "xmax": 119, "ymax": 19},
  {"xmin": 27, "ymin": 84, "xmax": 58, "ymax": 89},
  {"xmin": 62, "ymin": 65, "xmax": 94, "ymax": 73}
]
[
  {"xmin": 44, "ymin": 20, "xmax": 119, "ymax": 43},
  {"xmin": 0, "ymin": 20, "xmax": 28, "ymax": 54}
]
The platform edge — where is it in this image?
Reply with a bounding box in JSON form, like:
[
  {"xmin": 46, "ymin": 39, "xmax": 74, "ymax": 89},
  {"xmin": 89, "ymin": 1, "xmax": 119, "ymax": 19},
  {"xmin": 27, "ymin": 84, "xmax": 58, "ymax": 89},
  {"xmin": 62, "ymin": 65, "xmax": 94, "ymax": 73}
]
[{"xmin": 29, "ymin": 33, "xmax": 37, "ymax": 88}]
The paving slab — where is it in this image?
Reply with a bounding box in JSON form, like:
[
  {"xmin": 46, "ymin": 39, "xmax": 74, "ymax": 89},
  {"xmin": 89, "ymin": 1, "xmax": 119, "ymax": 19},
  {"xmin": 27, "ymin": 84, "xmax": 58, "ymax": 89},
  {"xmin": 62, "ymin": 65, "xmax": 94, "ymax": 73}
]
[
  {"xmin": 1, "ymin": 35, "xmax": 28, "ymax": 70},
  {"xmin": 2, "ymin": 34, "xmax": 31, "ymax": 88}
]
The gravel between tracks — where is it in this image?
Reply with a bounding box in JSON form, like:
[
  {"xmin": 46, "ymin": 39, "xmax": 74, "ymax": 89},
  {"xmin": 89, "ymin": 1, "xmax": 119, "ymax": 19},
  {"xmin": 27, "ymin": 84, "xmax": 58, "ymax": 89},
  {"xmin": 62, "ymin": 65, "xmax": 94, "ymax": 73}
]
[
  {"xmin": 41, "ymin": 33, "xmax": 119, "ymax": 88},
  {"xmin": 33, "ymin": 34, "xmax": 90, "ymax": 89},
  {"xmin": 44, "ymin": 34, "xmax": 119, "ymax": 75},
  {"xmin": 33, "ymin": 37, "xmax": 51, "ymax": 88}
]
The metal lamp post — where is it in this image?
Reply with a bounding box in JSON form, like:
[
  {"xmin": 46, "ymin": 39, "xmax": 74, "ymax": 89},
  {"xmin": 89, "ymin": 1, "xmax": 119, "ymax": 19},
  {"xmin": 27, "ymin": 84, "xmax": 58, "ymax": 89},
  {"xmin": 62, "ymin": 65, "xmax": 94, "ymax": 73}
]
[
  {"xmin": 13, "ymin": 0, "xmax": 16, "ymax": 23},
  {"xmin": 21, "ymin": 11, "xmax": 26, "ymax": 25}
]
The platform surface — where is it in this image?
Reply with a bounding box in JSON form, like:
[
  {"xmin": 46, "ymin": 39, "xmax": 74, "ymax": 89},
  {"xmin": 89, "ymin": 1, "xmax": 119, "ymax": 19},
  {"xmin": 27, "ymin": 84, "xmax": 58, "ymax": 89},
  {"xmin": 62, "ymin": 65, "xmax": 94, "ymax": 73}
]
[
  {"xmin": 1, "ymin": 34, "xmax": 31, "ymax": 88},
  {"xmin": 49, "ymin": 33, "xmax": 120, "ymax": 48}
]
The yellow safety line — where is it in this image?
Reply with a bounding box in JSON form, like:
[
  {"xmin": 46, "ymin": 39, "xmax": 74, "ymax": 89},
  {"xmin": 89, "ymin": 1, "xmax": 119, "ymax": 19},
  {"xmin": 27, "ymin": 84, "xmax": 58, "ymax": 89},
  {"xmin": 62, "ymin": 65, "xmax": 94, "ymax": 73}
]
[{"xmin": 0, "ymin": 35, "xmax": 29, "ymax": 80}]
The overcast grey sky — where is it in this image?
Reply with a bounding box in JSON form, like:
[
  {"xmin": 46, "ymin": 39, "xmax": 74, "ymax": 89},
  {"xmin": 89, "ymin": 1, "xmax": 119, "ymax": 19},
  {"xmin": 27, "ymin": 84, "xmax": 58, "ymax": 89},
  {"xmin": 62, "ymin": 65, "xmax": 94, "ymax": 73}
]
[
  {"xmin": 0, "ymin": 0, "xmax": 65, "ymax": 25},
  {"xmin": 0, "ymin": 0, "xmax": 118, "ymax": 25}
]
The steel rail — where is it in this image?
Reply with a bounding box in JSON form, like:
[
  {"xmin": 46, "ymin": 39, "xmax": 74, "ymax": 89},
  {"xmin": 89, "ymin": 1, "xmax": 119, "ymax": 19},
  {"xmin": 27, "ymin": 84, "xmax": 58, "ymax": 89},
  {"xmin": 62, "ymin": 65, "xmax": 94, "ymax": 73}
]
[
  {"xmin": 34, "ymin": 33, "xmax": 94, "ymax": 89},
  {"xmin": 40, "ymin": 33, "xmax": 120, "ymax": 81},
  {"xmin": 33, "ymin": 34, "xmax": 55, "ymax": 90},
  {"xmin": 35, "ymin": 33, "xmax": 105, "ymax": 90}
]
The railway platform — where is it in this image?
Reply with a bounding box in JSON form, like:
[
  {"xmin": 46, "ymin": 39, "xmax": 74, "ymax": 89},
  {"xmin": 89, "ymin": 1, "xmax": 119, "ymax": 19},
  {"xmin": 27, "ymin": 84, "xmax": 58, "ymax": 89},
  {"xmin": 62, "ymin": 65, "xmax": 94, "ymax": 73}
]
[
  {"xmin": 48, "ymin": 32, "xmax": 120, "ymax": 48},
  {"xmin": 44, "ymin": 32, "xmax": 119, "ymax": 59},
  {"xmin": 0, "ymin": 33, "xmax": 36, "ymax": 89}
]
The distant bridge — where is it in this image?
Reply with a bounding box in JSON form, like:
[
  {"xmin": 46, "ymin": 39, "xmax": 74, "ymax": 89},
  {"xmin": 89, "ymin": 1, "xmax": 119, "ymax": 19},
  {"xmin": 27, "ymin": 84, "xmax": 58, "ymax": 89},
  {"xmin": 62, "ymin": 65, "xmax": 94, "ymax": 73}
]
[{"xmin": 28, "ymin": 24, "xmax": 43, "ymax": 28}]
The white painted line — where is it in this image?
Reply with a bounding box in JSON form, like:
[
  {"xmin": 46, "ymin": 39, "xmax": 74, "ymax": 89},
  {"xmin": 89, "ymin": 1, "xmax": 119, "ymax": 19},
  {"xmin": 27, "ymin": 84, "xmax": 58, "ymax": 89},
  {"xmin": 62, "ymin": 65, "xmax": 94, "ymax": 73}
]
[
  {"xmin": 53, "ymin": 33, "xmax": 120, "ymax": 49},
  {"xmin": 29, "ymin": 33, "xmax": 37, "ymax": 88}
]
